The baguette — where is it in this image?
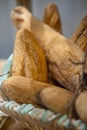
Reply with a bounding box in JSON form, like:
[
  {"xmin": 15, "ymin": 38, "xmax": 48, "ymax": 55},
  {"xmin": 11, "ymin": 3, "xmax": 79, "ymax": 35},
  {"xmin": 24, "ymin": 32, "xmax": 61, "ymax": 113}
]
[
  {"xmin": 71, "ymin": 16, "xmax": 87, "ymax": 51},
  {"xmin": 43, "ymin": 3, "xmax": 62, "ymax": 33},
  {"xmin": 1, "ymin": 76, "xmax": 73, "ymax": 112},
  {"xmin": 1, "ymin": 76, "xmax": 51, "ymax": 106},
  {"xmin": 11, "ymin": 6, "xmax": 84, "ymax": 91},
  {"xmin": 12, "ymin": 29, "xmax": 48, "ymax": 82},
  {"xmin": 40, "ymin": 86, "xmax": 73, "ymax": 113},
  {"xmin": 75, "ymin": 91, "xmax": 87, "ymax": 123}
]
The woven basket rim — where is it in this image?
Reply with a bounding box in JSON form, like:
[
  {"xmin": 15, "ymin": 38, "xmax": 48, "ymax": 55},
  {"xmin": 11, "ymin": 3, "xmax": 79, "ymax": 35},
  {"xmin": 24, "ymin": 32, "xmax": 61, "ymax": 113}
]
[{"xmin": 0, "ymin": 54, "xmax": 87, "ymax": 130}]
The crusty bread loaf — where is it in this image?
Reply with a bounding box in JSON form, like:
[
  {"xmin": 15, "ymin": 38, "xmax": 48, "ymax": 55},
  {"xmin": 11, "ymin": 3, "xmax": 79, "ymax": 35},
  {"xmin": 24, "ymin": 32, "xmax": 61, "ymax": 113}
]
[
  {"xmin": 75, "ymin": 91, "xmax": 87, "ymax": 123},
  {"xmin": 43, "ymin": 3, "xmax": 62, "ymax": 33},
  {"xmin": 11, "ymin": 6, "xmax": 84, "ymax": 91},
  {"xmin": 12, "ymin": 29, "xmax": 48, "ymax": 82},
  {"xmin": 40, "ymin": 86, "xmax": 73, "ymax": 113},
  {"xmin": 2, "ymin": 76, "xmax": 73, "ymax": 111},
  {"xmin": 72, "ymin": 16, "xmax": 87, "ymax": 52},
  {"xmin": 1, "ymin": 76, "xmax": 51, "ymax": 106}
]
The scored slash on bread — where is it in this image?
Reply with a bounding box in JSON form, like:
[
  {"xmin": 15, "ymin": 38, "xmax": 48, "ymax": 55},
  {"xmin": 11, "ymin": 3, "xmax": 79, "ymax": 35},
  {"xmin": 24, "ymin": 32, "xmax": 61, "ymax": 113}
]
[
  {"xmin": 12, "ymin": 29, "xmax": 48, "ymax": 82},
  {"xmin": 0, "ymin": 4, "xmax": 87, "ymax": 126},
  {"xmin": 11, "ymin": 6, "xmax": 84, "ymax": 91}
]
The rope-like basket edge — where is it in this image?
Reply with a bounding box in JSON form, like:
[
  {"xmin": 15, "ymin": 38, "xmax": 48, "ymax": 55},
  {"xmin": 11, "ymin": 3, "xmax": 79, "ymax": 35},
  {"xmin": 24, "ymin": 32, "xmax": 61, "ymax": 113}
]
[{"xmin": 0, "ymin": 54, "xmax": 87, "ymax": 130}]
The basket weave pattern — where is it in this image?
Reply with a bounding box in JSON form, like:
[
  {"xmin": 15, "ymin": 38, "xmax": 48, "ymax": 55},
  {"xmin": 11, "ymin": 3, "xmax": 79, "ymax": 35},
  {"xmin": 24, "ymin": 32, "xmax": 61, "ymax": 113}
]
[
  {"xmin": 0, "ymin": 100, "xmax": 87, "ymax": 130},
  {"xmin": 0, "ymin": 54, "xmax": 87, "ymax": 130}
]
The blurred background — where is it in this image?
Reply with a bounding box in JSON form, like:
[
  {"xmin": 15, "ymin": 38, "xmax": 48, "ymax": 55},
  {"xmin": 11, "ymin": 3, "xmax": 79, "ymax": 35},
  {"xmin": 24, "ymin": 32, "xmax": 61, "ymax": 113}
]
[{"xmin": 0, "ymin": 0, "xmax": 87, "ymax": 59}]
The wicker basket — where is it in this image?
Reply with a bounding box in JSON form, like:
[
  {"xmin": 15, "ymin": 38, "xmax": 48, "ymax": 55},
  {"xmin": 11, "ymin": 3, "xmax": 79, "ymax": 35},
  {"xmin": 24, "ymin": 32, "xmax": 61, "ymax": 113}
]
[{"xmin": 0, "ymin": 54, "xmax": 87, "ymax": 130}]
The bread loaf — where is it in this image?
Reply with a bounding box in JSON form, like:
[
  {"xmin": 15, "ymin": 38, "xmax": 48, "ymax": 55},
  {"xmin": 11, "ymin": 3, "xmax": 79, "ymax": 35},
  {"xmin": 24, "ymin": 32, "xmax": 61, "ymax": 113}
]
[
  {"xmin": 2, "ymin": 76, "xmax": 73, "ymax": 112},
  {"xmin": 72, "ymin": 16, "xmax": 87, "ymax": 51},
  {"xmin": 12, "ymin": 29, "xmax": 48, "ymax": 82},
  {"xmin": 1, "ymin": 76, "xmax": 51, "ymax": 106},
  {"xmin": 40, "ymin": 86, "xmax": 73, "ymax": 113},
  {"xmin": 11, "ymin": 6, "xmax": 84, "ymax": 91},
  {"xmin": 43, "ymin": 3, "xmax": 62, "ymax": 33},
  {"xmin": 75, "ymin": 91, "xmax": 87, "ymax": 123}
]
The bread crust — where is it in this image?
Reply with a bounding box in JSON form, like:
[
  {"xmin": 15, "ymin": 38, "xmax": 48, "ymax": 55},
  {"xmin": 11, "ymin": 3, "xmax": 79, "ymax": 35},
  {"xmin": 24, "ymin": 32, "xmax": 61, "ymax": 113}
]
[{"xmin": 12, "ymin": 29, "xmax": 48, "ymax": 82}]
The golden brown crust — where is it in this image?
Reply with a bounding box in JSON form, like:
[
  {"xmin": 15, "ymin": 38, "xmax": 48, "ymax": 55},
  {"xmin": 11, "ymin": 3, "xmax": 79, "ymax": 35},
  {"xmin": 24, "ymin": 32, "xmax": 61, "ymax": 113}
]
[
  {"xmin": 12, "ymin": 29, "xmax": 48, "ymax": 82},
  {"xmin": 75, "ymin": 91, "xmax": 87, "ymax": 123},
  {"xmin": 2, "ymin": 76, "xmax": 53, "ymax": 106},
  {"xmin": 43, "ymin": 3, "xmax": 62, "ymax": 33},
  {"xmin": 11, "ymin": 6, "xmax": 84, "ymax": 91},
  {"xmin": 71, "ymin": 16, "xmax": 87, "ymax": 51},
  {"xmin": 40, "ymin": 86, "xmax": 73, "ymax": 113}
]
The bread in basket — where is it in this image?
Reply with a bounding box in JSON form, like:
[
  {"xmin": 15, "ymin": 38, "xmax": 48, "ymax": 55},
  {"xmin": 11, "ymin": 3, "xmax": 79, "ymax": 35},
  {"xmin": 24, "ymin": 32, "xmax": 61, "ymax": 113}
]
[
  {"xmin": 0, "ymin": 4, "xmax": 87, "ymax": 130},
  {"xmin": 0, "ymin": 54, "xmax": 87, "ymax": 130}
]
